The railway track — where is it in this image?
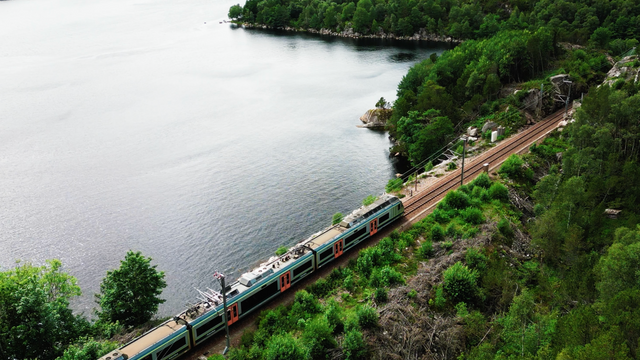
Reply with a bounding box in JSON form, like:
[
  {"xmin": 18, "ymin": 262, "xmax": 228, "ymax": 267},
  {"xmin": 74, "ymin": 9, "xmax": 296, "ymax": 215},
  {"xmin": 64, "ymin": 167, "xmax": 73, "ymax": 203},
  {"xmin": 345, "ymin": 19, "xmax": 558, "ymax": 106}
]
[
  {"xmin": 401, "ymin": 108, "xmax": 567, "ymax": 223},
  {"xmin": 180, "ymin": 108, "xmax": 567, "ymax": 359}
]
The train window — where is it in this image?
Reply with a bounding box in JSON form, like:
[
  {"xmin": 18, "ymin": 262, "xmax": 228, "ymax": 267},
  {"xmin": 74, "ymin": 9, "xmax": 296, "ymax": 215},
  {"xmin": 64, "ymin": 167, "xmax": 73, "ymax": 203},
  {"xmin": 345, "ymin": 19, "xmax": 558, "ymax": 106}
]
[
  {"xmin": 319, "ymin": 247, "xmax": 333, "ymax": 261},
  {"xmin": 379, "ymin": 213, "xmax": 390, "ymax": 224},
  {"xmin": 344, "ymin": 227, "xmax": 367, "ymax": 246},
  {"xmin": 196, "ymin": 314, "xmax": 223, "ymax": 337},
  {"xmin": 156, "ymin": 336, "xmax": 187, "ymax": 360},
  {"xmin": 292, "ymin": 259, "xmax": 313, "ymax": 278},
  {"xmin": 240, "ymin": 281, "xmax": 279, "ymax": 314}
]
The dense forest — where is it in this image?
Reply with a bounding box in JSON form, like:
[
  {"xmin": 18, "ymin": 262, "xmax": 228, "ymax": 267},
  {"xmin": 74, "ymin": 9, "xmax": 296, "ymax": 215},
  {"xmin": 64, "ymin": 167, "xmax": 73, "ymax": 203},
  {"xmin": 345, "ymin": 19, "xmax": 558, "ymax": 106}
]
[{"xmin": 214, "ymin": 69, "xmax": 640, "ymax": 360}]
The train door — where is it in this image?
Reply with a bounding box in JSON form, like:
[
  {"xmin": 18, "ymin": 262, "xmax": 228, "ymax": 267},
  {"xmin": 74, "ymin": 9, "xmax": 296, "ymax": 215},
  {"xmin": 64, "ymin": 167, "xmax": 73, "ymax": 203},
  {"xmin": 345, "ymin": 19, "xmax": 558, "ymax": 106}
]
[
  {"xmin": 334, "ymin": 239, "xmax": 344, "ymax": 258},
  {"xmin": 279, "ymin": 271, "xmax": 291, "ymax": 293},
  {"xmin": 227, "ymin": 303, "xmax": 239, "ymax": 325},
  {"xmin": 370, "ymin": 218, "xmax": 378, "ymax": 236}
]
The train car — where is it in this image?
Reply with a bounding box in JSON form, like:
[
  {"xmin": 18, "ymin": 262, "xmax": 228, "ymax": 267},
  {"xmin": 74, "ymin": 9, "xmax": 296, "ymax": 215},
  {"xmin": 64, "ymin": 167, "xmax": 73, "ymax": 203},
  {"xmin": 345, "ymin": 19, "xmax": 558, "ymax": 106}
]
[{"xmin": 98, "ymin": 194, "xmax": 403, "ymax": 360}]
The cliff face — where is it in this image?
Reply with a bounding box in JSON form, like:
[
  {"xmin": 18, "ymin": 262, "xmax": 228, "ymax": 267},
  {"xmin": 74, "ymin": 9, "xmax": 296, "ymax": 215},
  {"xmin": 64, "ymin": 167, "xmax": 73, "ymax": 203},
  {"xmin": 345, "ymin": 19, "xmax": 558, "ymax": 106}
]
[{"xmin": 359, "ymin": 108, "xmax": 393, "ymax": 129}]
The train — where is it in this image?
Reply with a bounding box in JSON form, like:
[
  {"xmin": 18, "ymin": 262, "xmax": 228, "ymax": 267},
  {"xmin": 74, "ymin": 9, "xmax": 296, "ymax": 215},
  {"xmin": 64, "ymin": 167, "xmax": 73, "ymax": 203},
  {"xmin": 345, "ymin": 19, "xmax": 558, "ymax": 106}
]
[{"xmin": 99, "ymin": 193, "xmax": 404, "ymax": 360}]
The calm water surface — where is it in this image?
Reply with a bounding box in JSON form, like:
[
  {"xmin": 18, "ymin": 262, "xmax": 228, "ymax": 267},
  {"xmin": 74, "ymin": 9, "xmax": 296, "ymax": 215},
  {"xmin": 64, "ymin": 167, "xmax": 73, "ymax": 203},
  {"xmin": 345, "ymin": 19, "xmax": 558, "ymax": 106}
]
[{"xmin": 0, "ymin": 0, "xmax": 447, "ymax": 315}]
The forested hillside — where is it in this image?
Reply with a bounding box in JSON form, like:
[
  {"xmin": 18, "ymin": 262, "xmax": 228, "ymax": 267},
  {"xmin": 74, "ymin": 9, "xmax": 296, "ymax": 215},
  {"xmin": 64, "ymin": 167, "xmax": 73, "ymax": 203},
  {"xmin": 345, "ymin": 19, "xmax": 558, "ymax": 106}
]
[{"xmin": 215, "ymin": 67, "xmax": 640, "ymax": 359}]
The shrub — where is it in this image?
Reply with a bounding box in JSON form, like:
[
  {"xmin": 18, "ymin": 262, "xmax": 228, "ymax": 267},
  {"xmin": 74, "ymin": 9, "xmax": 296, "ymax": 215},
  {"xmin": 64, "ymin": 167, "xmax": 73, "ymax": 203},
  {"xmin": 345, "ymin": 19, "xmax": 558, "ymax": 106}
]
[
  {"xmin": 57, "ymin": 338, "xmax": 118, "ymax": 360},
  {"xmin": 417, "ymin": 240, "xmax": 433, "ymax": 258},
  {"xmin": 460, "ymin": 207, "xmax": 484, "ymax": 225},
  {"xmin": 431, "ymin": 285, "xmax": 446, "ymax": 309},
  {"xmin": 302, "ymin": 316, "xmax": 337, "ymax": 359},
  {"xmin": 385, "ymin": 178, "xmax": 403, "ymax": 193},
  {"xmin": 498, "ymin": 218, "xmax": 514, "ymax": 238},
  {"xmin": 446, "ymin": 223, "xmax": 460, "ymax": 238},
  {"xmin": 332, "ymin": 213, "xmax": 344, "ymax": 225},
  {"xmin": 374, "ymin": 288, "xmax": 388, "ymax": 303},
  {"xmin": 264, "ymin": 333, "xmax": 307, "ymax": 360},
  {"xmin": 432, "ymin": 208, "xmax": 451, "ymax": 223},
  {"xmin": 488, "ymin": 182, "xmax": 509, "ymax": 201},
  {"xmin": 465, "ymin": 248, "xmax": 487, "ymax": 271},
  {"xmin": 363, "ymin": 195, "xmax": 378, "ymax": 206},
  {"xmin": 447, "ymin": 162, "xmax": 458, "ymax": 171},
  {"xmin": 443, "ymin": 262, "xmax": 479, "ymax": 303},
  {"xmin": 325, "ymin": 301, "xmax": 344, "ymax": 334},
  {"xmin": 290, "ymin": 290, "xmax": 322, "ymax": 320},
  {"xmin": 443, "ymin": 190, "xmax": 471, "ymax": 209},
  {"xmin": 275, "ymin": 246, "xmax": 288, "ymax": 256},
  {"xmin": 408, "ymin": 289, "xmax": 418, "ymax": 298},
  {"xmin": 308, "ymin": 278, "xmax": 331, "ymax": 298},
  {"xmin": 498, "ymin": 154, "xmax": 533, "ymax": 181},
  {"xmin": 343, "ymin": 329, "xmax": 367, "ymax": 360},
  {"xmin": 343, "ymin": 275, "xmax": 356, "ymax": 292},
  {"xmin": 424, "ymin": 161, "xmax": 434, "ymax": 172},
  {"xmin": 370, "ymin": 265, "xmax": 404, "ymax": 287},
  {"xmin": 463, "ymin": 227, "xmax": 479, "ymax": 239},
  {"xmin": 471, "ymin": 172, "xmax": 492, "ymax": 189},
  {"xmin": 356, "ymin": 306, "xmax": 379, "ymax": 329},
  {"xmin": 442, "ymin": 240, "xmax": 453, "ymax": 250},
  {"xmin": 431, "ymin": 224, "xmax": 445, "ymax": 241}
]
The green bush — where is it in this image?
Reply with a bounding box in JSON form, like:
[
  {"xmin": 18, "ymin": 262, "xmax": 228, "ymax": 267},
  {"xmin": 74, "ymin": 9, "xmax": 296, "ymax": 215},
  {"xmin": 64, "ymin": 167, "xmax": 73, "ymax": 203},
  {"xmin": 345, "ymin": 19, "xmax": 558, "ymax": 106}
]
[
  {"xmin": 290, "ymin": 290, "xmax": 322, "ymax": 320},
  {"xmin": 447, "ymin": 162, "xmax": 458, "ymax": 171},
  {"xmin": 471, "ymin": 172, "xmax": 492, "ymax": 189},
  {"xmin": 275, "ymin": 246, "xmax": 288, "ymax": 256},
  {"xmin": 302, "ymin": 316, "xmax": 337, "ymax": 359},
  {"xmin": 356, "ymin": 306, "xmax": 379, "ymax": 329},
  {"xmin": 308, "ymin": 278, "xmax": 331, "ymax": 298},
  {"xmin": 417, "ymin": 240, "xmax": 433, "ymax": 258},
  {"xmin": 443, "ymin": 262, "xmax": 479, "ymax": 304},
  {"xmin": 325, "ymin": 301, "xmax": 344, "ymax": 334},
  {"xmin": 442, "ymin": 240, "xmax": 453, "ymax": 250},
  {"xmin": 488, "ymin": 182, "xmax": 509, "ymax": 201},
  {"xmin": 443, "ymin": 190, "xmax": 471, "ymax": 209},
  {"xmin": 264, "ymin": 333, "xmax": 307, "ymax": 360},
  {"xmin": 332, "ymin": 212, "xmax": 344, "ymax": 225},
  {"xmin": 446, "ymin": 223, "xmax": 460, "ymax": 238},
  {"xmin": 465, "ymin": 248, "xmax": 487, "ymax": 272},
  {"xmin": 370, "ymin": 265, "xmax": 404, "ymax": 287},
  {"xmin": 432, "ymin": 208, "xmax": 451, "ymax": 223},
  {"xmin": 408, "ymin": 289, "xmax": 418, "ymax": 299},
  {"xmin": 343, "ymin": 275, "xmax": 356, "ymax": 292},
  {"xmin": 343, "ymin": 329, "xmax": 367, "ymax": 360},
  {"xmin": 460, "ymin": 207, "xmax": 485, "ymax": 225},
  {"xmin": 57, "ymin": 338, "xmax": 118, "ymax": 360},
  {"xmin": 385, "ymin": 178, "xmax": 403, "ymax": 193},
  {"xmin": 374, "ymin": 288, "xmax": 388, "ymax": 303},
  {"xmin": 498, "ymin": 154, "xmax": 533, "ymax": 181},
  {"xmin": 497, "ymin": 218, "xmax": 514, "ymax": 238},
  {"xmin": 431, "ymin": 285, "xmax": 446, "ymax": 309},
  {"xmin": 431, "ymin": 224, "xmax": 445, "ymax": 241},
  {"xmin": 363, "ymin": 195, "xmax": 378, "ymax": 206},
  {"xmin": 425, "ymin": 161, "xmax": 434, "ymax": 172}
]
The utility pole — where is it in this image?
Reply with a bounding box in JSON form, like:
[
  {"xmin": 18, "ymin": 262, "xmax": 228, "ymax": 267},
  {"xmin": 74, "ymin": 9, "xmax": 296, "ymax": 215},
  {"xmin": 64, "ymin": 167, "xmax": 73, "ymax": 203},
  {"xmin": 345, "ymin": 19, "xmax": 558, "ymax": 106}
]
[
  {"xmin": 460, "ymin": 137, "xmax": 467, "ymax": 187},
  {"xmin": 564, "ymin": 80, "xmax": 573, "ymax": 117},
  {"xmin": 214, "ymin": 272, "xmax": 230, "ymax": 355}
]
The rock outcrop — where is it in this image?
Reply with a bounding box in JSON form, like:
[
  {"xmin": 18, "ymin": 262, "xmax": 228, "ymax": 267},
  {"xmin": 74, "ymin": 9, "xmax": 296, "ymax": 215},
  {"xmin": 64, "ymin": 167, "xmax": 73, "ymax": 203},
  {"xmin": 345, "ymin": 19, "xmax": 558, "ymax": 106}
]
[{"xmin": 359, "ymin": 108, "xmax": 393, "ymax": 129}]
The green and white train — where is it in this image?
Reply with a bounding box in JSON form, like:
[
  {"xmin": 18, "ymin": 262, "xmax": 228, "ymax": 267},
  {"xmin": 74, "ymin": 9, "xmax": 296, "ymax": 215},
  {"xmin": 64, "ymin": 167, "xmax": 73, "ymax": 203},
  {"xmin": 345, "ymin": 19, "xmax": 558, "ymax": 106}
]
[{"xmin": 99, "ymin": 194, "xmax": 404, "ymax": 360}]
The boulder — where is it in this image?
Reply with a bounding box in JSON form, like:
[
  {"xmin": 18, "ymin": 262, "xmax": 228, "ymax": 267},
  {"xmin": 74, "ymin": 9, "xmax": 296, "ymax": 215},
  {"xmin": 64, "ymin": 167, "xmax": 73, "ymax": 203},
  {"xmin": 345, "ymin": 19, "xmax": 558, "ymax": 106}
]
[
  {"xmin": 360, "ymin": 108, "xmax": 392, "ymax": 128},
  {"xmin": 481, "ymin": 121, "xmax": 498, "ymax": 133}
]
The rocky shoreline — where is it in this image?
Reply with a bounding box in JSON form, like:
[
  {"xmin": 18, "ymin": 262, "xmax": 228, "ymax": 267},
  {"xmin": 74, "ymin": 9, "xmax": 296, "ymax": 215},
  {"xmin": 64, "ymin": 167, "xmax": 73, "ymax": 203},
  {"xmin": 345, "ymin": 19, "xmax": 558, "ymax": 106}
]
[{"xmin": 241, "ymin": 23, "xmax": 462, "ymax": 43}]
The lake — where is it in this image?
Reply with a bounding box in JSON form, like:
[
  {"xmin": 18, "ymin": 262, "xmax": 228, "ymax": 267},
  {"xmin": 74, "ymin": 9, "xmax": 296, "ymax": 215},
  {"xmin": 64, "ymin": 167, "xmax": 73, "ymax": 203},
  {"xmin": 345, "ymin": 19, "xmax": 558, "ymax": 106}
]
[{"xmin": 0, "ymin": 0, "xmax": 448, "ymax": 316}]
